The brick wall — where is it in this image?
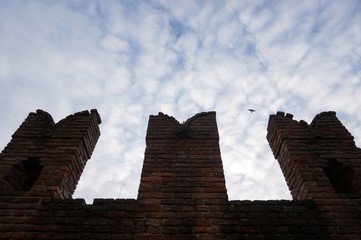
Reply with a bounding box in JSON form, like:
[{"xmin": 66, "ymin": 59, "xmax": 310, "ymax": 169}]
[
  {"xmin": 138, "ymin": 112, "xmax": 228, "ymax": 205},
  {"xmin": 267, "ymin": 111, "xmax": 361, "ymax": 200},
  {"xmin": 0, "ymin": 110, "xmax": 360, "ymax": 239},
  {"xmin": 0, "ymin": 109, "xmax": 101, "ymax": 199}
]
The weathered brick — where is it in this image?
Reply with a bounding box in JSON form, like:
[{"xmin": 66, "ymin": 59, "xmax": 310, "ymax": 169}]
[{"xmin": 1, "ymin": 110, "xmax": 361, "ymax": 239}]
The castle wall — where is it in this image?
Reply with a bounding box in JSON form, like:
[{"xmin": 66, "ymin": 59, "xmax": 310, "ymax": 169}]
[{"xmin": 0, "ymin": 110, "xmax": 360, "ymax": 239}]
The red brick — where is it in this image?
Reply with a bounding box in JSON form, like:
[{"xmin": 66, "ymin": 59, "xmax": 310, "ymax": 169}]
[{"xmin": 0, "ymin": 110, "xmax": 361, "ymax": 239}]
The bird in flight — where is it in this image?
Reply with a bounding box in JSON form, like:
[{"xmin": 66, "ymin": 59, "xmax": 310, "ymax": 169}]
[{"xmin": 248, "ymin": 109, "xmax": 256, "ymax": 113}]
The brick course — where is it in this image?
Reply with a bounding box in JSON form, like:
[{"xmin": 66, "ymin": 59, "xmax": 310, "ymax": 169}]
[{"xmin": 0, "ymin": 110, "xmax": 360, "ymax": 239}]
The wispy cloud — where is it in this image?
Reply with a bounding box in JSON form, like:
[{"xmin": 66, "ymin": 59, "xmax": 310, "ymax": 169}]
[{"xmin": 1, "ymin": 0, "xmax": 360, "ymax": 202}]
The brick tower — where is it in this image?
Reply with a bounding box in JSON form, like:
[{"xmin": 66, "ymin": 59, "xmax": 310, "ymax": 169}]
[
  {"xmin": 0, "ymin": 109, "xmax": 101, "ymax": 199},
  {"xmin": 137, "ymin": 112, "xmax": 228, "ymax": 205},
  {"xmin": 267, "ymin": 111, "xmax": 361, "ymax": 200}
]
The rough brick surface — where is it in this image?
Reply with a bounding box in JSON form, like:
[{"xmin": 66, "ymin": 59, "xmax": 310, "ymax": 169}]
[
  {"xmin": 138, "ymin": 111, "xmax": 228, "ymax": 205},
  {"xmin": 267, "ymin": 111, "xmax": 361, "ymax": 200},
  {"xmin": 0, "ymin": 110, "xmax": 360, "ymax": 239},
  {"xmin": 0, "ymin": 109, "xmax": 101, "ymax": 199}
]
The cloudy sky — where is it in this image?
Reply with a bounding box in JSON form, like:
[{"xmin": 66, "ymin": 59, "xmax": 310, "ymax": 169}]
[{"xmin": 1, "ymin": 0, "xmax": 360, "ymax": 203}]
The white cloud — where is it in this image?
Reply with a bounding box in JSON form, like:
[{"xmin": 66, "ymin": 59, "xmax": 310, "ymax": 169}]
[
  {"xmin": 1, "ymin": 0, "xmax": 361, "ymax": 203},
  {"xmin": 101, "ymin": 35, "xmax": 129, "ymax": 53}
]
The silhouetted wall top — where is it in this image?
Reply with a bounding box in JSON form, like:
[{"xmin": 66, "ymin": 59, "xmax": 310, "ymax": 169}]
[{"xmin": 0, "ymin": 110, "xmax": 360, "ymax": 239}]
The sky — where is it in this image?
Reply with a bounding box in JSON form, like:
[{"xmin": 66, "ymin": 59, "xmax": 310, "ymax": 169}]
[{"xmin": 1, "ymin": 0, "xmax": 360, "ymax": 203}]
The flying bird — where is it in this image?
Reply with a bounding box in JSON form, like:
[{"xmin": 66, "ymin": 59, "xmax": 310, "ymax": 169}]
[{"xmin": 248, "ymin": 109, "xmax": 256, "ymax": 113}]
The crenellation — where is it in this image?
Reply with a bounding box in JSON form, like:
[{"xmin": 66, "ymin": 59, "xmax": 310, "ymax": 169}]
[
  {"xmin": 285, "ymin": 113, "xmax": 293, "ymax": 119},
  {"xmin": 1, "ymin": 110, "xmax": 361, "ymax": 239}
]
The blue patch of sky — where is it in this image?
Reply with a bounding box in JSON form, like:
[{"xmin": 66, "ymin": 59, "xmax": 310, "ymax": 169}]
[
  {"xmin": 258, "ymin": 61, "xmax": 269, "ymax": 73},
  {"xmin": 342, "ymin": 57, "xmax": 361, "ymax": 79},
  {"xmin": 287, "ymin": 6, "xmax": 322, "ymax": 42},
  {"xmin": 167, "ymin": 18, "xmax": 195, "ymax": 71},
  {"xmin": 309, "ymin": 1, "xmax": 359, "ymax": 39},
  {"xmin": 92, "ymin": 1, "xmax": 108, "ymax": 35},
  {"xmin": 237, "ymin": 38, "xmax": 268, "ymax": 73},
  {"xmin": 349, "ymin": 0, "xmax": 361, "ymax": 18},
  {"xmin": 169, "ymin": 19, "xmax": 186, "ymax": 41},
  {"xmin": 244, "ymin": 43, "xmax": 256, "ymax": 56},
  {"xmin": 125, "ymin": 40, "xmax": 142, "ymax": 80},
  {"xmin": 66, "ymin": 0, "xmax": 108, "ymax": 36},
  {"xmin": 252, "ymin": 0, "xmax": 277, "ymax": 24},
  {"xmin": 309, "ymin": 1, "xmax": 327, "ymax": 33},
  {"xmin": 149, "ymin": 0, "xmax": 167, "ymax": 12},
  {"xmin": 174, "ymin": 53, "xmax": 186, "ymax": 70},
  {"xmin": 118, "ymin": 0, "xmax": 139, "ymax": 13},
  {"xmin": 352, "ymin": 59, "xmax": 361, "ymax": 74},
  {"xmin": 310, "ymin": 20, "xmax": 323, "ymax": 36},
  {"xmin": 338, "ymin": 1, "xmax": 361, "ymax": 30}
]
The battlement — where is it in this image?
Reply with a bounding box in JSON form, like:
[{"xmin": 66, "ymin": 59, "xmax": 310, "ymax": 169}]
[
  {"xmin": 0, "ymin": 109, "xmax": 101, "ymax": 199},
  {"xmin": 139, "ymin": 111, "xmax": 227, "ymax": 205},
  {"xmin": 267, "ymin": 111, "xmax": 361, "ymax": 200},
  {"xmin": 0, "ymin": 110, "xmax": 360, "ymax": 239}
]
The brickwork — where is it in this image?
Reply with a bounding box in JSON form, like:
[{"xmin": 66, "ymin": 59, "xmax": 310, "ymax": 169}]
[
  {"xmin": 267, "ymin": 111, "xmax": 361, "ymax": 200},
  {"xmin": 0, "ymin": 109, "xmax": 101, "ymax": 198},
  {"xmin": 138, "ymin": 112, "xmax": 228, "ymax": 205},
  {"xmin": 0, "ymin": 110, "xmax": 360, "ymax": 239}
]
